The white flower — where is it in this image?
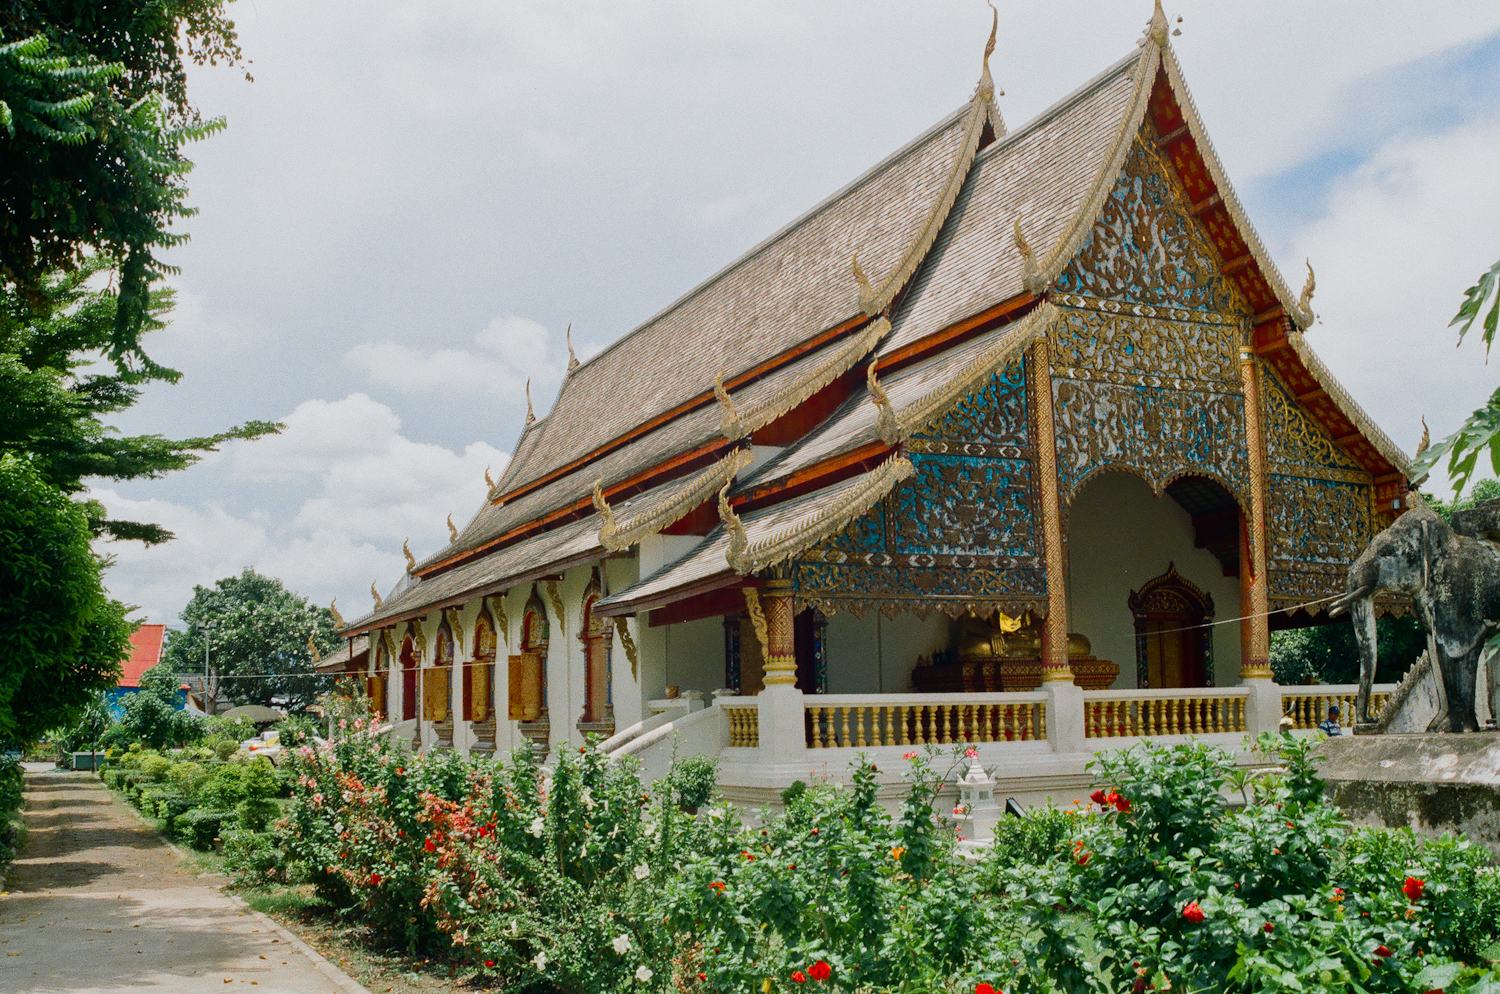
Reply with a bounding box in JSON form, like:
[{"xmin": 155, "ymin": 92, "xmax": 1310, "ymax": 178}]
[
  {"xmin": 612, "ymin": 933, "xmax": 632, "ymax": 955},
  {"xmin": 633, "ymin": 864, "xmax": 650, "ymax": 880},
  {"xmin": 505, "ymin": 920, "xmax": 519, "ymax": 937},
  {"xmin": 581, "ymin": 787, "xmax": 596, "ymax": 811},
  {"xmin": 635, "ymin": 965, "xmax": 653, "ymax": 983},
  {"xmin": 532, "ymin": 950, "xmax": 549, "ymax": 970},
  {"xmin": 528, "ymin": 817, "xmax": 545, "ymax": 838}
]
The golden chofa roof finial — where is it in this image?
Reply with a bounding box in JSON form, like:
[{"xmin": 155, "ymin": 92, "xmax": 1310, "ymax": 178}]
[
  {"xmin": 1145, "ymin": 0, "xmax": 1170, "ymax": 47},
  {"xmin": 446, "ymin": 513, "xmax": 458, "ymax": 544},
  {"xmin": 977, "ymin": 2, "xmax": 1001, "ymax": 99},
  {"xmin": 402, "ymin": 538, "xmax": 416, "ymax": 574},
  {"xmin": 370, "ymin": 580, "xmax": 383, "ymax": 610},
  {"xmin": 524, "ymin": 377, "xmax": 535, "ymax": 426},
  {"xmin": 565, "ymin": 323, "xmax": 579, "ymax": 373},
  {"xmin": 329, "ymin": 598, "xmax": 344, "ymax": 627},
  {"xmin": 851, "ymin": 252, "xmax": 877, "ymax": 315}
]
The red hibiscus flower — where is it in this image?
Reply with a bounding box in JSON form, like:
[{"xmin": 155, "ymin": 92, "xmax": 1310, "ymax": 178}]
[
  {"xmin": 709, "ymin": 881, "xmax": 726, "ymax": 892},
  {"xmin": 369, "ymin": 872, "xmax": 382, "ymax": 885},
  {"xmin": 1089, "ymin": 789, "xmax": 1107, "ymax": 805},
  {"xmin": 791, "ymin": 970, "xmax": 807, "ymax": 983},
  {"xmin": 1404, "ymin": 876, "xmax": 1425, "ymax": 902},
  {"xmin": 1113, "ymin": 794, "xmax": 1132, "ymax": 813},
  {"xmin": 976, "ymin": 984, "xmax": 998, "ymax": 994},
  {"xmin": 424, "ymin": 838, "xmax": 435, "ymax": 852},
  {"xmin": 1076, "ymin": 852, "xmax": 1091, "ymax": 866},
  {"xmin": 485, "ymin": 960, "xmax": 495, "ymax": 968},
  {"xmin": 1374, "ymin": 945, "xmax": 1393, "ymax": 958},
  {"xmin": 1263, "ymin": 922, "xmax": 1274, "ymax": 933},
  {"xmin": 809, "ymin": 960, "xmax": 831, "ymax": 982},
  {"xmin": 1182, "ymin": 902, "xmax": 1205, "ymax": 923}
]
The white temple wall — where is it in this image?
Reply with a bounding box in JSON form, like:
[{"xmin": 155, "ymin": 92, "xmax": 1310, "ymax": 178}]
[
  {"xmin": 823, "ymin": 610, "xmax": 950, "ymax": 694},
  {"xmin": 545, "ymin": 565, "xmax": 591, "ymax": 753},
  {"xmin": 1066, "ymin": 472, "xmax": 1243, "ymax": 689},
  {"xmin": 660, "ymin": 615, "xmax": 725, "ymax": 696}
]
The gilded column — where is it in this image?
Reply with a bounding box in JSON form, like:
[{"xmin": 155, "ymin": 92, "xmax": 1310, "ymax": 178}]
[
  {"xmin": 761, "ymin": 573, "xmax": 799, "ymax": 686},
  {"xmin": 1238, "ymin": 345, "xmax": 1272, "ymax": 678},
  {"xmin": 1028, "ymin": 338, "xmax": 1070, "ymax": 680}
]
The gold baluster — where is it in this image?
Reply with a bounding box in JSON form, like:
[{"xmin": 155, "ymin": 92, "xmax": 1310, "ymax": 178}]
[{"xmin": 817, "ymin": 707, "xmax": 830, "ymax": 749}]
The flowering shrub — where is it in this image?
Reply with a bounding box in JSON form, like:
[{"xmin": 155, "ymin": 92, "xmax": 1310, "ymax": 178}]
[
  {"xmin": 673, "ymin": 753, "xmax": 1026, "ymax": 994},
  {"xmin": 1000, "ymin": 735, "xmax": 1500, "ymax": 994}
]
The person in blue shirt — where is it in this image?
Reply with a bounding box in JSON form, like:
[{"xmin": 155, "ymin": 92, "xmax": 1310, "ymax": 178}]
[{"xmin": 1318, "ymin": 704, "xmax": 1343, "ymax": 737}]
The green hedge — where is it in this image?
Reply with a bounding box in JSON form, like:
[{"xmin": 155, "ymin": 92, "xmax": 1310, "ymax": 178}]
[{"xmin": 176, "ymin": 808, "xmax": 234, "ymax": 850}]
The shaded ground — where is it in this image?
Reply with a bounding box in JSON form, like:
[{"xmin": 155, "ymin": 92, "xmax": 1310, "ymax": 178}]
[{"xmin": 0, "ymin": 768, "xmax": 366, "ymax": 993}]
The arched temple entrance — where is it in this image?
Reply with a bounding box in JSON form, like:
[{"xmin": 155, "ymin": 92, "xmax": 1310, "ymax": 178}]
[{"xmin": 1066, "ymin": 471, "xmax": 1244, "ymax": 688}]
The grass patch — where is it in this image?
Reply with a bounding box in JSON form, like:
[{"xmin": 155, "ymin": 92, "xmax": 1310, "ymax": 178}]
[{"xmin": 239, "ymin": 883, "xmax": 326, "ymax": 917}]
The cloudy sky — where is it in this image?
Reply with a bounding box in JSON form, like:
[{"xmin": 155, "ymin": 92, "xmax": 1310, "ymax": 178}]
[{"xmin": 95, "ymin": 0, "xmax": 1500, "ymax": 626}]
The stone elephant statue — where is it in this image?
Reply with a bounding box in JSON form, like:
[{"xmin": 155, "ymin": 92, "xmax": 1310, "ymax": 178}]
[{"xmin": 1329, "ymin": 507, "xmax": 1500, "ymax": 732}]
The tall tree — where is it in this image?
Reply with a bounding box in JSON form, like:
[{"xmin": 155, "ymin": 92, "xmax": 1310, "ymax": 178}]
[
  {"xmin": 0, "ymin": 454, "xmax": 132, "ymax": 747},
  {"xmin": 0, "ymin": 256, "xmax": 277, "ymax": 543},
  {"xmin": 0, "ymin": 0, "xmax": 244, "ymax": 352},
  {"xmin": 164, "ymin": 570, "xmax": 341, "ymax": 713}
]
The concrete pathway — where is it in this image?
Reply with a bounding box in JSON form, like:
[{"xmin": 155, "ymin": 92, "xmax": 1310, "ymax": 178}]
[{"xmin": 0, "ymin": 768, "xmax": 368, "ymax": 993}]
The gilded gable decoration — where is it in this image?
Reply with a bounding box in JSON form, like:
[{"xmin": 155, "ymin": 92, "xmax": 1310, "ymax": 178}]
[{"xmin": 719, "ymin": 481, "xmax": 750, "ymax": 572}]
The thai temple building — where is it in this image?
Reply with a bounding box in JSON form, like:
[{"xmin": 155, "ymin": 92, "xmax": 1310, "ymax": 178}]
[{"xmin": 339, "ymin": 5, "xmax": 1407, "ymax": 803}]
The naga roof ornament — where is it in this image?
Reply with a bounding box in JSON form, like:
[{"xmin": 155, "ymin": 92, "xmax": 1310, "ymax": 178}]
[
  {"xmin": 1296, "ymin": 261, "xmax": 1316, "ymax": 324},
  {"xmin": 524, "ymin": 378, "xmax": 535, "ymax": 426},
  {"xmin": 851, "ymin": 252, "xmax": 877, "ymax": 316},
  {"xmin": 592, "ymin": 477, "xmax": 619, "ymax": 550},
  {"xmin": 370, "ymin": 581, "xmax": 383, "ymax": 609},
  {"xmin": 865, "ymin": 362, "xmax": 902, "ymax": 445},
  {"xmin": 714, "ymin": 369, "xmax": 745, "ymax": 439},
  {"xmin": 402, "ymin": 539, "xmax": 416, "ymax": 574},
  {"xmin": 1013, "ymin": 217, "xmax": 1046, "ymax": 294},
  {"xmin": 306, "ymin": 633, "xmax": 321, "ymax": 664},
  {"xmin": 977, "ymin": 2, "xmax": 999, "ymax": 100},
  {"xmin": 1145, "ymin": 0, "xmax": 1170, "ymax": 47},
  {"xmin": 1416, "ymin": 417, "xmax": 1430, "ymax": 457},
  {"xmin": 446, "ymin": 514, "xmax": 459, "ymax": 544},
  {"xmin": 718, "ymin": 481, "xmax": 750, "ymax": 571},
  {"xmin": 329, "ymin": 598, "xmax": 344, "ymax": 627},
  {"xmin": 565, "ymin": 323, "xmax": 579, "ymax": 372}
]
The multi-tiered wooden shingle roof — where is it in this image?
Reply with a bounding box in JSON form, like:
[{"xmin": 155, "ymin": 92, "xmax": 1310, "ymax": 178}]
[{"xmin": 342, "ymin": 7, "xmax": 1409, "ymax": 637}]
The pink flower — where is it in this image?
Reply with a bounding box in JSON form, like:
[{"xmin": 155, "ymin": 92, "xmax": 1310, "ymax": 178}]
[
  {"xmin": 902, "ymin": 752, "xmax": 917, "ymax": 760},
  {"xmin": 964, "ymin": 746, "xmax": 978, "ymax": 758},
  {"xmin": 1182, "ymin": 902, "xmax": 1205, "ymax": 923}
]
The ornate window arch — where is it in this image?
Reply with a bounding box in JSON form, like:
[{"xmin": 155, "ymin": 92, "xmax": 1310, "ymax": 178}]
[
  {"xmin": 399, "ymin": 629, "xmax": 418, "ymax": 722},
  {"xmin": 578, "ymin": 570, "xmax": 613, "ymax": 736},
  {"xmin": 427, "ymin": 619, "xmax": 454, "ymax": 723},
  {"xmin": 467, "ymin": 606, "xmax": 497, "ymax": 723},
  {"xmin": 1129, "ymin": 563, "xmax": 1215, "ymax": 689},
  {"xmin": 509, "ymin": 588, "xmax": 550, "ymax": 726}
]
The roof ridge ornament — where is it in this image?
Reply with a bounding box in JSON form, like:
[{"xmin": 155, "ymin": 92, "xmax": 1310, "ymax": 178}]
[
  {"xmin": 718, "ymin": 481, "xmax": 750, "ymax": 572},
  {"xmin": 524, "ymin": 378, "xmax": 535, "ymax": 426},
  {"xmin": 866, "ymin": 362, "xmax": 902, "ymax": 445},
  {"xmin": 1297, "ymin": 260, "xmax": 1316, "ymax": 322},
  {"xmin": 1416, "ymin": 417, "xmax": 1430, "ymax": 457},
  {"xmin": 446, "ymin": 513, "xmax": 458, "ymax": 544},
  {"xmin": 402, "ymin": 539, "xmax": 416, "ymax": 574},
  {"xmin": 714, "ymin": 368, "xmax": 746, "ymax": 439},
  {"xmin": 329, "ymin": 598, "xmax": 344, "ymax": 627},
  {"xmin": 1144, "ymin": 0, "xmax": 1169, "ymax": 48},
  {"xmin": 565, "ymin": 323, "xmax": 579, "ymax": 373},
  {"xmin": 1013, "ymin": 217, "xmax": 1046, "ymax": 294},
  {"xmin": 976, "ymin": 1, "xmax": 1000, "ymax": 100},
  {"xmin": 370, "ymin": 580, "xmax": 383, "ymax": 610},
  {"xmin": 851, "ymin": 252, "xmax": 878, "ymax": 315},
  {"xmin": 592, "ymin": 476, "xmax": 620, "ymax": 550},
  {"xmin": 307, "ymin": 633, "xmax": 322, "ymax": 664}
]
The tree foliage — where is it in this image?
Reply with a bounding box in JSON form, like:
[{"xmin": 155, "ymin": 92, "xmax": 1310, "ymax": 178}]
[
  {"xmin": 111, "ymin": 663, "xmax": 204, "ymax": 749},
  {"xmin": 0, "ymin": 453, "xmax": 132, "ymax": 747},
  {"xmin": 0, "ymin": 0, "xmax": 243, "ymax": 350},
  {"xmin": 163, "ymin": 570, "xmax": 340, "ymax": 712},
  {"xmin": 0, "ymin": 257, "xmax": 278, "ymax": 543},
  {"xmin": 1414, "ymin": 260, "xmax": 1500, "ymax": 494}
]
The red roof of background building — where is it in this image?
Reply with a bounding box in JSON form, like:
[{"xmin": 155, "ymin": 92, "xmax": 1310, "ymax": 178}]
[{"xmin": 119, "ymin": 624, "xmax": 166, "ymax": 688}]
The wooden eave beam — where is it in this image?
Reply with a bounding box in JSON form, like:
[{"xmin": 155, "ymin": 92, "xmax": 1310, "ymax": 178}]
[
  {"xmin": 733, "ymin": 439, "xmax": 893, "ymax": 514},
  {"xmin": 1155, "ymin": 123, "xmax": 1191, "ymax": 147},
  {"xmin": 493, "ymin": 313, "xmax": 872, "ymax": 508},
  {"xmin": 1190, "ymin": 194, "xmax": 1223, "ymax": 217},
  {"xmin": 1295, "ymin": 387, "xmax": 1327, "ymax": 405},
  {"xmin": 874, "ymin": 293, "xmax": 1034, "ymax": 377},
  {"xmin": 1221, "ymin": 253, "xmax": 1255, "ymax": 277},
  {"xmin": 1254, "ymin": 305, "xmax": 1286, "ymax": 326},
  {"xmin": 417, "ymin": 438, "xmax": 732, "ymax": 578},
  {"xmin": 1333, "ymin": 431, "xmax": 1363, "ymax": 447}
]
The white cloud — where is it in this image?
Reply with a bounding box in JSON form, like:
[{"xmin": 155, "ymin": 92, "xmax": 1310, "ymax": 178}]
[
  {"xmin": 346, "ymin": 314, "xmax": 559, "ymax": 399},
  {"xmin": 1285, "ymin": 110, "xmax": 1500, "ymax": 491},
  {"xmin": 93, "ymin": 394, "xmax": 508, "ymax": 624}
]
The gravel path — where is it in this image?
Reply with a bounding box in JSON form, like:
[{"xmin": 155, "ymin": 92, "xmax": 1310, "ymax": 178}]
[{"xmin": 0, "ymin": 768, "xmax": 368, "ymax": 993}]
